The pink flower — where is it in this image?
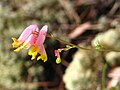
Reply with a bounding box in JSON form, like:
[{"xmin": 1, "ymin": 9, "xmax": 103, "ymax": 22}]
[
  {"xmin": 28, "ymin": 25, "xmax": 48, "ymax": 62},
  {"xmin": 54, "ymin": 49, "xmax": 62, "ymax": 64},
  {"xmin": 12, "ymin": 24, "xmax": 39, "ymax": 52},
  {"xmin": 12, "ymin": 24, "xmax": 48, "ymax": 62}
]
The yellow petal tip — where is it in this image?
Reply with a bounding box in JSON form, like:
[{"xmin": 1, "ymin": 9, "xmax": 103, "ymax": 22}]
[
  {"xmin": 14, "ymin": 48, "xmax": 21, "ymax": 52},
  {"xmin": 12, "ymin": 38, "xmax": 19, "ymax": 48}
]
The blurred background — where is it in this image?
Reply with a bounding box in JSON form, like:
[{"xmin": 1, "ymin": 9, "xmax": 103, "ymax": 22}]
[{"xmin": 0, "ymin": 0, "xmax": 120, "ymax": 90}]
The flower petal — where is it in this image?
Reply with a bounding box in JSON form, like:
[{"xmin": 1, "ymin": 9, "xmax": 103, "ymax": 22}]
[
  {"xmin": 18, "ymin": 24, "xmax": 38, "ymax": 43},
  {"xmin": 23, "ymin": 33, "xmax": 37, "ymax": 49},
  {"xmin": 54, "ymin": 49, "xmax": 62, "ymax": 64},
  {"xmin": 28, "ymin": 45, "xmax": 39, "ymax": 60},
  {"xmin": 14, "ymin": 47, "xmax": 21, "ymax": 52},
  {"xmin": 37, "ymin": 44, "xmax": 47, "ymax": 62},
  {"xmin": 12, "ymin": 38, "xmax": 20, "ymax": 48},
  {"xmin": 54, "ymin": 49, "xmax": 61, "ymax": 58},
  {"xmin": 35, "ymin": 25, "xmax": 48, "ymax": 45},
  {"xmin": 37, "ymin": 54, "xmax": 47, "ymax": 62}
]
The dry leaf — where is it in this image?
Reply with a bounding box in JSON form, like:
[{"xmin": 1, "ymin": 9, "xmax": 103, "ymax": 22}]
[
  {"xmin": 107, "ymin": 67, "xmax": 120, "ymax": 89},
  {"xmin": 68, "ymin": 22, "xmax": 91, "ymax": 39}
]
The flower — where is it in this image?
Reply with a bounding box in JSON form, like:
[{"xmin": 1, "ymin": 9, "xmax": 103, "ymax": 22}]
[
  {"xmin": 12, "ymin": 24, "xmax": 39, "ymax": 52},
  {"xmin": 12, "ymin": 24, "xmax": 48, "ymax": 62},
  {"xmin": 54, "ymin": 45, "xmax": 74, "ymax": 64},
  {"xmin": 54, "ymin": 49, "xmax": 62, "ymax": 64},
  {"xmin": 28, "ymin": 25, "xmax": 48, "ymax": 62}
]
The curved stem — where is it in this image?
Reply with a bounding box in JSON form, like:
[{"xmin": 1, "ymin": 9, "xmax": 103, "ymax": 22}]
[
  {"xmin": 100, "ymin": 48, "xmax": 120, "ymax": 52},
  {"xmin": 47, "ymin": 34, "xmax": 91, "ymax": 50},
  {"xmin": 46, "ymin": 34, "xmax": 120, "ymax": 52}
]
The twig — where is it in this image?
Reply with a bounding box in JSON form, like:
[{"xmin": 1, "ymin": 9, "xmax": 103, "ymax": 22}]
[
  {"xmin": 59, "ymin": 0, "xmax": 80, "ymax": 24},
  {"xmin": 108, "ymin": 2, "xmax": 120, "ymax": 16},
  {"xmin": 61, "ymin": 59, "xmax": 69, "ymax": 67}
]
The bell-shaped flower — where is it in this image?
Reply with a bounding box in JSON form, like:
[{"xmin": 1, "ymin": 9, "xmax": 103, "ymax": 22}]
[
  {"xmin": 28, "ymin": 25, "xmax": 48, "ymax": 62},
  {"xmin": 12, "ymin": 24, "xmax": 39, "ymax": 52},
  {"xmin": 54, "ymin": 49, "xmax": 62, "ymax": 64}
]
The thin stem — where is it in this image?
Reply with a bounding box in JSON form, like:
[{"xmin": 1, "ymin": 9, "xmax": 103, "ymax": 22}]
[
  {"xmin": 102, "ymin": 63, "xmax": 107, "ymax": 90},
  {"xmin": 46, "ymin": 34, "xmax": 120, "ymax": 52},
  {"xmin": 47, "ymin": 34, "xmax": 91, "ymax": 50},
  {"xmin": 100, "ymin": 48, "xmax": 120, "ymax": 52}
]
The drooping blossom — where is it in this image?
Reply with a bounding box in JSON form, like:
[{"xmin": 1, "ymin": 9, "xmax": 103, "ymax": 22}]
[
  {"xmin": 12, "ymin": 24, "xmax": 48, "ymax": 62},
  {"xmin": 28, "ymin": 25, "xmax": 48, "ymax": 62},
  {"xmin": 12, "ymin": 24, "xmax": 39, "ymax": 52},
  {"xmin": 54, "ymin": 49, "xmax": 62, "ymax": 64},
  {"xmin": 54, "ymin": 45, "xmax": 74, "ymax": 64}
]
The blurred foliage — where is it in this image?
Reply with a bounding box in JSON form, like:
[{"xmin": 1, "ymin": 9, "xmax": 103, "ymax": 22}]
[{"xmin": 63, "ymin": 49, "xmax": 101, "ymax": 90}]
